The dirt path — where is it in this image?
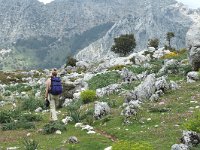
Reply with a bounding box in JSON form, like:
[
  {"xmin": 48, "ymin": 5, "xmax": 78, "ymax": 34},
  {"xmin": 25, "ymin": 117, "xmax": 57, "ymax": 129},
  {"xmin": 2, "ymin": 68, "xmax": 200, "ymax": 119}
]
[{"xmin": 95, "ymin": 129, "xmax": 118, "ymax": 142}]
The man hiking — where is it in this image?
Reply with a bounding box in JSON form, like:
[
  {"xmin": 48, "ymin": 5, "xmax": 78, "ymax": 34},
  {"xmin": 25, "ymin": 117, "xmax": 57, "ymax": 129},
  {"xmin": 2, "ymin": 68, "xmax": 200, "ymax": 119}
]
[{"xmin": 45, "ymin": 68, "xmax": 62, "ymax": 121}]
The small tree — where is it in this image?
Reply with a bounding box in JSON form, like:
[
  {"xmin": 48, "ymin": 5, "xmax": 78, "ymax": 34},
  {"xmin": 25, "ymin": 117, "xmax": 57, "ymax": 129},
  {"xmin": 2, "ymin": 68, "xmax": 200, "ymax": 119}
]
[
  {"xmin": 111, "ymin": 34, "xmax": 136, "ymax": 56},
  {"xmin": 166, "ymin": 32, "xmax": 175, "ymax": 49},
  {"xmin": 148, "ymin": 38, "xmax": 159, "ymax": 49},
  {"xmin": 66, "ymin": 56, "xmax": 77, "ymax": 67}
]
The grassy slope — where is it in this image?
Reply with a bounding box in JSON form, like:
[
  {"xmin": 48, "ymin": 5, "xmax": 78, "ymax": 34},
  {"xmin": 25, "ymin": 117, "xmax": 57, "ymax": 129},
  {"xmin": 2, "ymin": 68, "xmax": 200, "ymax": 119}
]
[{"xmin": 1, "ymin": 80, "xmax": 200, "ymax": 149}]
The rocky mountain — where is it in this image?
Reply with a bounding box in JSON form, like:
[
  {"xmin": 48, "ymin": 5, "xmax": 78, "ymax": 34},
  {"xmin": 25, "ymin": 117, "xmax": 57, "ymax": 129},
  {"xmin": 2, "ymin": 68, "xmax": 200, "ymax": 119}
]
[
  {"xmin": 76, "ymin": 1, "xmax": 198, "ymax": 62},
  {"xmin": 0, "ymin": 0, "xmax": 199, "ymax": 69}
]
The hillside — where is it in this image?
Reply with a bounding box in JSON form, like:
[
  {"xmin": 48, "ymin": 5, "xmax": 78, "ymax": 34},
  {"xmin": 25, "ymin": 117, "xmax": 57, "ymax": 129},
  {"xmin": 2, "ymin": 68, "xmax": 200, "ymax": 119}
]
[
  {"xmin": 1, "ymin": 47, "xmax": 200, "ymax": 150},
  {"xmin": 0, "ymin": 0, "xmax": 199, "ymax": 70}
]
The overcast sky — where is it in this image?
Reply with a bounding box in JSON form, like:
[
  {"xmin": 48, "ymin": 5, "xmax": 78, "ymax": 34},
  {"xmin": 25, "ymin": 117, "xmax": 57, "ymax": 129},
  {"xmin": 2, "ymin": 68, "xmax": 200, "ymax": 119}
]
[{"xmin": 38, "ymin": 0, "xmax": 200, "ymax": 9}]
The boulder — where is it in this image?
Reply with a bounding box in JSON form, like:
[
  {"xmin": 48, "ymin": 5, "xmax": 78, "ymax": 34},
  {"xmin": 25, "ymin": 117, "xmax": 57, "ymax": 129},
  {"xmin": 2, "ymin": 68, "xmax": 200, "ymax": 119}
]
[
  {"xmin": 187, "ymin": 22, "xmax": 200, "ymax": 71},
  {"xmin": 180, "ymin": 131, "xmax": 200, "ymax": 147},
  {"xmin": 62, "ymin": 116, "xmax": 73, "ymax": 125},
  {"xmin": 130, "ymin": 74, "xmax": 156, "ymax": 101},
  {"xmin": 68, "ymin": 136, "xmax": 78, "ymax": 144},
  {"xmin": 155, "ymin": 76, "xmax": 170, "ymax": 92},
  {"xmin": 94, "ymin": 101, "xmax": 110, "ymax": 119},
  {"xmin": 120, "ymin": 68, "xmax": 137, "ymax": 83},
  {"xmin": 96, "ymin": 84, "xmax": 121, "ymax": 97},
  {"xmin": 187, "ymin": 71, "xmax": 199, "ymax": 83},
  {"xmin": 171, "ymin": 144, "xmax": 189, "ymax": 150}
]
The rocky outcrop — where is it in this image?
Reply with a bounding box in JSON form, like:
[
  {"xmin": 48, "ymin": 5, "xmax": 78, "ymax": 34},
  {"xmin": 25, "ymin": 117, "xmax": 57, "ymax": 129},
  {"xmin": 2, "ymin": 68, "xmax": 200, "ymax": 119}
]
[
  {"xmin": 94, "ymin": 101, "xmax": 110, "ymax": 119},
  {"xmin": 76, "ymin": 1, "xmax": 193, "ymax": 62},
  {"xmin": 187, "ymin": 22, "xmax": 200, "ymax": 71}
]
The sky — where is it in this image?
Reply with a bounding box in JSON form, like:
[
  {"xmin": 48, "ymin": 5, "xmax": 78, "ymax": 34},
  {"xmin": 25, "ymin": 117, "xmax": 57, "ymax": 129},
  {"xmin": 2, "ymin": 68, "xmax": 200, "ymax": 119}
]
[
  {"xmin": 177, "ymin": 0, "xmax": 200, "ymax": 9},
  {"xmin": 38, "ymin": 0, "xmax": 54, "ymax": 4},
  {"xmin": 38, "ymin": 0, "xmax": 200, "ymax": 9}
]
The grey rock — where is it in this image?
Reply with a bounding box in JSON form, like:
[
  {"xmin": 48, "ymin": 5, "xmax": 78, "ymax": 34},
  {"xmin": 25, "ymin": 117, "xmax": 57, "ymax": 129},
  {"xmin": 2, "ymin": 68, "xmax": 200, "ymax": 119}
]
[
  {"xmin": 68, "ymin": 136, "xmax": 78, "ymax": 144},
  {"xmin": 187, "ymin": 22, "xmax": 200, "ymax": 71},
  {"xmin": 171, "ymin": 144, "xmax": 189, "ymax": 150},
  {"xmin": 120, "ymin": 68, "xmax": 137, "ymax": 83},
  {"xmin": 35, "ymin": 107, "xmax": 43, "ymax": 112},
  {"xmin": 187, "ymin": 71, "xmax": 199, "ymax": 83},
  {"xmin": 170, "ymin": 81, "xmax": 179, "ymax": 90},
  {"xmin": 96, "ymin": 84, "xmax": 121, "ymax": 97},
  {"xmin": 155, "ymin": 76, "xmax": 170, "ymax": 92},
  {"xmin": 131, "ymin": 74, "xmax": 156, "ymax": 101},
  {"xmin": 181, "ymin": 131, "xmax": 200, "ymax": 147},
  {"xmin": 94, "ymin": 101, "xmax": 110, "ymax": 119}
]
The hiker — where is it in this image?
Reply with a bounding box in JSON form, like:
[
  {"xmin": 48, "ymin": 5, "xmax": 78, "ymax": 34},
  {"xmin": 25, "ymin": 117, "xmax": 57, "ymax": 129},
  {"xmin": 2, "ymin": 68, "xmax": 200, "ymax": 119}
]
[{"xmin": 45, "ymin": 68, "xmax": 62, "ymax": 121}]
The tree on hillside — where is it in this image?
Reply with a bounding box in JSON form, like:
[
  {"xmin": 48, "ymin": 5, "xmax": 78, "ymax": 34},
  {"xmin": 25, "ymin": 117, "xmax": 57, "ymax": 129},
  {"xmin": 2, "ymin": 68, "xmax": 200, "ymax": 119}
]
[
  {"xmin": 111, "ymin": 34, "xmax": 136, "ymax": 56},
  {"xmin": 148, "ymin": 38, "xmax": 159, "ymax": 49},
  {"xmin": 166, "ymin": 32, "xmax": 175, "ymax": 49}
]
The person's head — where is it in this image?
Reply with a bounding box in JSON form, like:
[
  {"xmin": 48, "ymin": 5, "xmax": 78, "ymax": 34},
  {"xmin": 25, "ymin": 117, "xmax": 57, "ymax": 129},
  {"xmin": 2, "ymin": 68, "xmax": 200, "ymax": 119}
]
[{"xmin": 51, "ymin": 68, "xmax": 58, "ymax": 77}]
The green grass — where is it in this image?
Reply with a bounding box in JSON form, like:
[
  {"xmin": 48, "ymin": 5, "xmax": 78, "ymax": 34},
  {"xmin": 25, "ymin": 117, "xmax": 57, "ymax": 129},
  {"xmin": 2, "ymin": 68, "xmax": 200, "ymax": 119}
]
[
  {"xmin": 88, "ymin": 71, "xmax": 121, "ymax": 90},
  {"xmin": 2, "ymin": 81, "xmax": 200, "ymax": 149}
]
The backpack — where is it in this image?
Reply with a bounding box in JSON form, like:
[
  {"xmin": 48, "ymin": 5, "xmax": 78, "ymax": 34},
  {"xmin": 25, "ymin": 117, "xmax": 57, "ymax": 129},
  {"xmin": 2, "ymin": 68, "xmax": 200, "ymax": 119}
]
[{"xmin": 50, "ymin": 77, "xmax": 63, "ymax": 95}]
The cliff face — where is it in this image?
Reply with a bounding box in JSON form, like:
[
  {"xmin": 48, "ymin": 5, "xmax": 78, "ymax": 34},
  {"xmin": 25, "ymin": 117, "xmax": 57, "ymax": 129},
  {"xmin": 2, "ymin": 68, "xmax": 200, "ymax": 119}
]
[
  {"xmin": 76, "ymin": 1, "xmax": 195, "ymax": 62},
  {"xmin": 0, "ymin": 0, "xmax": 198, "ymax": 69}
]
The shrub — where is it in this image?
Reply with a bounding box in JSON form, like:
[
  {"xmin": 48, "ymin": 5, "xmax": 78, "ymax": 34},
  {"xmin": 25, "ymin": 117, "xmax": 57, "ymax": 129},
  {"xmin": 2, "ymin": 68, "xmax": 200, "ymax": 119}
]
[
  {"xmin": 43, "ymin": 121, "xmax": 67, "ymax": 134},
  {"xmin": 161, "ymin": 52, "xmax": 178, "ymax": 59},
  {"xmin": 148, "ymin": 38, "xmax": 159, "ymax": 49},
  {"xmin": 88, "ymin": 71, "xmax": 121, "ymax": 90},
  {"xmin": 183, "ymin": 111, "xmax": 200, "ymax": 132},
  {"xmin": 108, "ymin": 65, "xmax": 125, "ymax": 71},
  {"xmin": 1, "ymin": 121, "xmax": 35, "ymax": 131},
  {"xmin": 19, "ymin": 113, "xmax": 42, "ymax": 122},
  {"xmin": 111, "ymin": 34, "xmax": 136, "ymax": 56},
  {"xmin": 130, "ymin": 56, "xmax": 136, "ymax": 64},
  {"xmin": 0, "ymin": 109, "xmax": 21, "ymax": 123},
  {"xmin": 66, "ymin": 56, "xmax": 77, "ymax": 67},
  {"xmin": 80, "ymin": 90, "xmax": 96, "ymax": 104},
  {"xmin": 23, "ymin": 138, "xmax": 39, "ymax": 150},
  {"xmin": 112, "ymin": 141, "xmax": 153, "ymax": 150},
  {"xmin": 127, "ymin": 66, "xmax": 147, "ymax": 74},
  {"xmin": 66, "ymin": 100, "xmax": 82, "ymax": 123},
  {"xmin": 21, "ymin": 97, "xmax": 44, "ymax": 111}
]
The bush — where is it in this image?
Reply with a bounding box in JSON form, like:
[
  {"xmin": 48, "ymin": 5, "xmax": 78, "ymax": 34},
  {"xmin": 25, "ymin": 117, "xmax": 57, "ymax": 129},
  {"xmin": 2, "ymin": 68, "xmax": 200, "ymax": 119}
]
[
  {"xmin": 1, "ymin": 121, "xmax": 35, "ymax": 131},
  {"xmin": 66, "ymin": 100, "xmax": 82, "ymax": 123},
  {"xmin": 108, "ymin": 65, "xmax": 125, "ymax": 71},
  {"xmin": 112, "ymin": 141, "xmax": 153, "ymax": 150},
  {"xmin": 88, "ymin": 71, "xmax": 121, "ymax": 90},
  {"xmin": 80, "ymin": 90, "xmax": 96, "ymax": 104},
  {"xmin": 183, "ymin": 111, "xmax": 200, "ymax": 133},
  {"xmin": 21, "ymin": 97, "xmax": 44, "ymax": 111},
  {"xmin": 43, "ymin": 121, "xmax": 67, "ymax": 134},
  {"xmin": 19, "ymin": 113, "xmax": 42, "ymax": 122},
  {"xmin": 23, "ymin": 138, "xmax": 39, "ymax": 150},
  {"xmin": 0, "ymin": 109, "xmax": 21, "ymax": 123},
  {"xmin": 66, "ymin": 56, "xmax": 77, "ymax": 67},
  {"xmin": 111, "ymin": 34, "xmax": 136, "ymax": 56},
  {"xmin": 161, "ymin": 52, "xmax": 178, "ymax": 59}
]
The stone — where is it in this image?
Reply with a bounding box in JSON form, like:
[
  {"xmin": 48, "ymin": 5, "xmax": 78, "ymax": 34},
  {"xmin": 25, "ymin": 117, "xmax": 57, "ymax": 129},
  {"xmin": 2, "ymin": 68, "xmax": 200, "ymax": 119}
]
[
  {"xmin": 104, "ymin": 146, "xmax": 112, "ymax": 150},
  {"xmin": 187, "ymin": 71, "xmax": 199, "ymax": 83},
  {"xmin": 170, "ymin": 81, "xmax": 179, "ymax": 90},
  {"xmin": 68, "ymin": 136, "xmax": 78, "ymax": 144},
  {"xmin": 55, "ymin": 130, "xmax": 62, "ymax": 135},
  {"xmin": 171, "ymin": 144, "xmax": 189, "ymax": 150},
  {"xmin": 155, "ymin": 76, "xmax": 169, "ymax": 92},
  {"xmin": 94, "ymin": 101, "xmax": 110, "ymax": 119},
  {"xmin": 180, "ymin": 131, "xmax": 200, "ymax": 147},
  {"xmin": 35, "ymin": 107, "xmax": 43, "ymax": 112},
  {"xmin": 6, "ymin": 147, "xmax": 19, "ymax": 150},
  {"xmin": 62, "ymin": 116, "xmax": 73, "ymax": 125},
  {"xmin": 96, "ymin": 84, "xmax": 121, "ymax": 97},
  {"xmin": 87, "ymin": 131, "xmax": 96, "ymax": 134},
  {"xmin": 187, "ymin": 22, "xmax": 200, "ymax": 71}
]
